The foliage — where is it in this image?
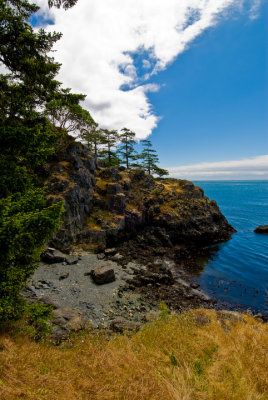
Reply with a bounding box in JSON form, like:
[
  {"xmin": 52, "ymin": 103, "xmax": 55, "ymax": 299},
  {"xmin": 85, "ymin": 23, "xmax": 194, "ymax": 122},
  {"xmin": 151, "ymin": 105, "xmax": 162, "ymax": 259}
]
[
  {"xmin": 44, "ymin": 89, "xmax": 95, "ymax": 134},
  {"xmin": 139, "ymin": 139, "xmax": 168, "ymax": 176},
  {"xmin": 100, "ymin": 128, "xmax": 120, "ymax": 166},
  {"xmin": 0, "ymin": 0, "xmax": 65, "ymax": 321},
  {"xmin": 80, "ymin": 123, "xmax": 106, "ymax": 157},
  {"xmin": 0, "ymin": 1, "xmax": 62, "ymax": 119},
  {"xmin": 117, "ymin": 127, "xmax": 137, "ymax": 168},
  {"xmin": 0, "ymin": 189, "xmax": 64, "ymax": 320},
  {"xmin": 26, "ymin": 303, "xmax": 53, "ymax": 340},
  {"xmin": 159, "ymin": 301, "xmax": 169, "ymax": 317},
  {"xmin": 48, "ymin": 0, "xmax": 78, "ymax": 9}
]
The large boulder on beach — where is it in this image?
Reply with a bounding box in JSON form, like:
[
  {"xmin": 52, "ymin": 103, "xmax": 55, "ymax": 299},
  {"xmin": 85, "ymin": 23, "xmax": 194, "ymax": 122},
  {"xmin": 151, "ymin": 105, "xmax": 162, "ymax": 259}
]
[{"xmin": 91, "ymin": 264, "xmax": 115, "ymax": 284}]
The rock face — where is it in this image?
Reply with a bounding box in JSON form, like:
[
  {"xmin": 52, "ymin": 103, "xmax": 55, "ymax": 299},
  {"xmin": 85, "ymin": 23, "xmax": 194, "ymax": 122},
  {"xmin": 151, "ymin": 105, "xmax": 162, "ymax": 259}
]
[
  {"xmin": 45, "ymin": 140, "xmax": 97, "ymax": 249},
  {"xmin": 254, "ymin": 225, "xmax": 268, "ymax": 234},
  {"xmin": 45, "ymin": 139, "xmax": 235, "ymax": 251}
]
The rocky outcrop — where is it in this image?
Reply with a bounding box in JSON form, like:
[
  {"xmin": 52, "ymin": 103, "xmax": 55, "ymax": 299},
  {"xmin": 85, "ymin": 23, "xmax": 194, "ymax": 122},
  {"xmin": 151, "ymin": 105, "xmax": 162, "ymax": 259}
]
[
  {"xmin": 254, "ymin": 225, "xmax": 268, "ymax": 234},
  {"xmin": 45, "ymin": 140, "xmax": 97, "ymax": 249},
  {"xmin": 45, "ymin": 140, "xmax": 235, "ymax": 251}
]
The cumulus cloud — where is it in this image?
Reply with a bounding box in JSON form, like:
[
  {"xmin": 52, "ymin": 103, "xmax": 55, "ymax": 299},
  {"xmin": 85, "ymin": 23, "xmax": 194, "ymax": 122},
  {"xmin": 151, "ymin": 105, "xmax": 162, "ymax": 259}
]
[
  {"xmin": 167, "ymin": 155, "xmax": 268, "ymax": 180},
  {"xmin": 35, "ymin": 0, "xmax": 261, "ymax": 138}
]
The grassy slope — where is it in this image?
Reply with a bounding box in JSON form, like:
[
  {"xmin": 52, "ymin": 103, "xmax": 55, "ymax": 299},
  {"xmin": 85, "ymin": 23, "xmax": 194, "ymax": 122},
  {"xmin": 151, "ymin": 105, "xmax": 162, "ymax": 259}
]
[{"xmin": 0, "ymin": 309, "xmax": 267, "ymax": 400}]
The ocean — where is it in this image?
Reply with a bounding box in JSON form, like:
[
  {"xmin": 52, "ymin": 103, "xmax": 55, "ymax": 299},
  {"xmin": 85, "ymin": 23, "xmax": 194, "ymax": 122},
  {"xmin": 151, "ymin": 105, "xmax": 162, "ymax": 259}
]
[{"xmin": 192, "ymin": 180, "xmax": 268, "ymax": 316}]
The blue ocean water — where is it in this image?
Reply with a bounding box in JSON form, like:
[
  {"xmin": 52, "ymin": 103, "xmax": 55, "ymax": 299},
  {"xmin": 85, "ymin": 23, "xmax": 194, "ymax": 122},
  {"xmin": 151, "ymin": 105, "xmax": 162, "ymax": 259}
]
[{"xmin": 193, "ymin": 180, "xmax": 268, "ymax": 315}]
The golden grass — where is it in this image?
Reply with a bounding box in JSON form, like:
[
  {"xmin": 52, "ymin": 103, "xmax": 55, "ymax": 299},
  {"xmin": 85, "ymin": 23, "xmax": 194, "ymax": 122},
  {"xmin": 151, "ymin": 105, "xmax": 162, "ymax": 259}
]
[{"xmin": 0, "ymin": 310, "xmax": 267, "ymax": 400}]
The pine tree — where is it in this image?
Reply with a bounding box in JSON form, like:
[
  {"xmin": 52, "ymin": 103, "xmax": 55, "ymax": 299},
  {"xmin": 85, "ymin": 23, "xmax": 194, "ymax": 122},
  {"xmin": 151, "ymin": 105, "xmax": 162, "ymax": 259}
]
[
  {"xmin": 100, "ymin": 129, "xmax": 120, "ymax": 166},
  {"xmin": 80, "ymin": 123, "xmax": 105, "ymax": 158},
  {"xmin": 139, "ymin": 140, "xmax": 169, "ymax": 177},
  {"xmin": 117, "ymin": 127, "xmax": 137, "ymax": 168},
  {"xmin": 140, "ymin": 140, "xmax": 159, "ymax": 175}
]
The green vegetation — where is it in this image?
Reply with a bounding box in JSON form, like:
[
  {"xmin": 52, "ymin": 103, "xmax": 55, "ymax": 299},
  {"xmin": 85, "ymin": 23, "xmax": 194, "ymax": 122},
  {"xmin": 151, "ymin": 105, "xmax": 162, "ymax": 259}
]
[
  {"xmin": 117, "ymin": 127, "xmax": 137, "ymax": 168},
  {"xmin": 0, "ymin": 0, "xmax": 68, "ymax": 320}
]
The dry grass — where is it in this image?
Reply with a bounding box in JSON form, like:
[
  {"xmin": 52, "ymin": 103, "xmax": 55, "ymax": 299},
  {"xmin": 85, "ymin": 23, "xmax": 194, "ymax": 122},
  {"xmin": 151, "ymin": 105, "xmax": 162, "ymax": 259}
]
[{"xmin": 0, "ymin": 309, "xmax": 267, "ymax": 400}]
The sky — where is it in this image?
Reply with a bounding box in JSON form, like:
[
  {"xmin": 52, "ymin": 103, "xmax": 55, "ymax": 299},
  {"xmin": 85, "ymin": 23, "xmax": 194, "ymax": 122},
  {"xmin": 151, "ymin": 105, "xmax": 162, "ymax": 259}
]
[{"xmin": 33, "ymin": 0, "xmax": 267, "ymax": 180}]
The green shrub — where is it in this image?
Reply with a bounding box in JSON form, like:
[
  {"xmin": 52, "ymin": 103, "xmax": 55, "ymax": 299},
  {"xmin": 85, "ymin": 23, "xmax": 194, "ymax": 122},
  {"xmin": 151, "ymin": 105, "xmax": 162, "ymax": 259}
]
[{"xmin": 0, "ymin": 189, "xmax": 64, "ymax": 321}]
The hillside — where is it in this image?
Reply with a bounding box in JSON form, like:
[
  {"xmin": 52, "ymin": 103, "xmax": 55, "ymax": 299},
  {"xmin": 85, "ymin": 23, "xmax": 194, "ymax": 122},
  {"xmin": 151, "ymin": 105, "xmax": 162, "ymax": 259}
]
[{"xmin": 0, "ymin": 309, "xmax": 267, "ymax": 400}]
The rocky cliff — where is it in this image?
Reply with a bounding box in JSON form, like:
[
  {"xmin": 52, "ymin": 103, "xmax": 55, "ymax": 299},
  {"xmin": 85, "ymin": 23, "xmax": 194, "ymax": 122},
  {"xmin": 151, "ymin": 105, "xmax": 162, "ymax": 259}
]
[{"xmin": 45, "ymin": 139, "xmax": 235, "ymax": 252}]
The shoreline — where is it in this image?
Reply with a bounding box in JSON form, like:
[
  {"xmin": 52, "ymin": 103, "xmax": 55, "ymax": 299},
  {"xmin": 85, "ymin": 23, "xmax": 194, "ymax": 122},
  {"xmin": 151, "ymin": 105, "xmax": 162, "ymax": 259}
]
[{"xmin": 21, "ymin": 242, "xmax": 267, "ymax": 340}]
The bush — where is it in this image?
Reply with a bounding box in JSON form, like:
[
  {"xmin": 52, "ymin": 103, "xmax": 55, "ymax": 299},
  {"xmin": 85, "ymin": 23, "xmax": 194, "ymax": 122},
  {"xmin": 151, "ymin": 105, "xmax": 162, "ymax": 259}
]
[{"xmin": 0, "ymin": 189, "xmax": 64, "ymax": 321}]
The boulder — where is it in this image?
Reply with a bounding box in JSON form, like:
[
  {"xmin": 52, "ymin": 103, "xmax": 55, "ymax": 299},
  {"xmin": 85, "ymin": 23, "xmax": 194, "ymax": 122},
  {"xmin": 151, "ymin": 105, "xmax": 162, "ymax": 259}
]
[
  {"xmin": 109, "ymin": 318, "xmax": 140, "ymax": 333},
  {"xmin": 41, "ymin": 248, "xmax": 66, "ymax": 264},
  {"xmin": 65, "ymin": 255, "xmax": 79, "ymax": 265},
  {"xmin": 51, "ymin": 307, "xmax": 88, "ymax": 341},
  {"xmin": 91, "ymin": 264, "xmax": 115, "ymax": 284},
  {"xmin": 254, "ymin": 225, "xmax": 268, "ymax": 234}
]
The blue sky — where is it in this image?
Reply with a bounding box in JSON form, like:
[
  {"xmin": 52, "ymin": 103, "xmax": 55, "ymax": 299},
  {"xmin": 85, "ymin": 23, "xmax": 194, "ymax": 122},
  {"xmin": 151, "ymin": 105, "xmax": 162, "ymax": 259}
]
[
  {"xmin": 148, "ymin": 1, "xmax": 268, "ymax": 168},
  {"xmin": 35, "ymin": 0, "xmax": 268, "ymax": 179}
]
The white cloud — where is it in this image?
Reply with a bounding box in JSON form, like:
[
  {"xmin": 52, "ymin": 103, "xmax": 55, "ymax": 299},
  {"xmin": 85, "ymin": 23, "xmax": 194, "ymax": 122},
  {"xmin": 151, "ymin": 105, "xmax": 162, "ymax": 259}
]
[
  {"xmin": 35, "ymin": 0, "xmax": 261, "ymax": 138},
  {"xmin": 167, "ymin": 155, "xmax": 268, "ymax": 180}
]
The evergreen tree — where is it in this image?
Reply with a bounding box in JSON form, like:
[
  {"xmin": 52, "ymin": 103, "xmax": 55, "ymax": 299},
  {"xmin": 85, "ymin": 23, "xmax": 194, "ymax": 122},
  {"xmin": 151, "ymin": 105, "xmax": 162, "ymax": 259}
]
[
  {"xmin": 140, "ymin": 140, "xmax": 168, "ymax": 177},
  {"xmin": 80, "ymin": 123, "xmax": 105, "ymax": 158},
  {"xmin": 140, "ymin": 140, "xmax": 159, "ymax": 175},
  {"xmin": 100, "ymin": 129, "xmax": 120, "ymax": 166},
  {"xmin": 117, "ymin": 127, "xmax": 137, "ymax": 168},
  {"xmin": 0, "ymin": 0, "xmax": 65, "ymax": 321}
]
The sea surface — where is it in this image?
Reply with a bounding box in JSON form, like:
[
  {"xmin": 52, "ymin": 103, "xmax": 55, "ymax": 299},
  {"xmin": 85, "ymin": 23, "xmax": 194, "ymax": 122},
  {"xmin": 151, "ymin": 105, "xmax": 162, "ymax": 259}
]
[{"xmin": 192, "ymin": 180, "xmax": 268, "ymax": 316}]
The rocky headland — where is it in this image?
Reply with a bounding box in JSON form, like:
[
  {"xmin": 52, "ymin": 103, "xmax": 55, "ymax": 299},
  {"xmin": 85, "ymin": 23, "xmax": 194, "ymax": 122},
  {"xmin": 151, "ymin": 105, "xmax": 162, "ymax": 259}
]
[{"xmin": 22, "ymin": 138, "xmax": 237, "ymax": 338}]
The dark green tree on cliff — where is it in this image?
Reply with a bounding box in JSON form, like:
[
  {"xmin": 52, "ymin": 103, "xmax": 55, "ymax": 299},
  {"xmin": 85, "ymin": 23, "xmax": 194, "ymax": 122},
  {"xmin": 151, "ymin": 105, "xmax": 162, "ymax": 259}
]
[
  {"xmin": 0, "ymin": 0, "xmax": 65, "ymax": 321},
  {"xmin": 100, "ymin": 129, "xmax": 120, "ymax": 166},
  {"xmin": 140, "ymin": 140, "xmax": 168, "ymax": 177},
  {"xmin": 117, "ymin": 128, "xmax": 137, "ymax": 168},
  {"xmin": 80, "ymin": 122, "xmax": 106, "ymax": 158}
]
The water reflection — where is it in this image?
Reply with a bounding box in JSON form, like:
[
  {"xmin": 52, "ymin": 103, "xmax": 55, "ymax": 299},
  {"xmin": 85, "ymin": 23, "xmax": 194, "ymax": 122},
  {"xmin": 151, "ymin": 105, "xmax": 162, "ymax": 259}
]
[{"xmin": 194, "ymin": 244, "xmax": 221, "ymax": 276}]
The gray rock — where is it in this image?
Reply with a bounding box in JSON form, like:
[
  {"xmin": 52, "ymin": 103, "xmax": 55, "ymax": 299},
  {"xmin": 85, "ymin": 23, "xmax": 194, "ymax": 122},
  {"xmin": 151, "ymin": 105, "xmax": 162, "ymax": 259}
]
[
  {"xmin": 51, "ymin": 307, "xmax": 88, "ymax": 341},
  {"xmin": 91, "ymin": 264, "xmax": 115, "ymax": 284},
  {"xmin": 190, "ymin": 282, "xmax": 200, "ymax": 289},
  {"xmin": 110, "ymin": 253, "xmax": 124, "ymax": 262},
  {"xmin": 109, "ymin": 318, "xmax": 140, "ymax": 333},
  {"xmin": 97, "ymin": 253, "xmax": 105, "ymax": 260},
  {"xmin": 65, "ymin": 255, "xmax": 79, "ymax": 265},
  {"xmin": 41, "ymin": 249, "xmax": 66, "ymax": 264}
]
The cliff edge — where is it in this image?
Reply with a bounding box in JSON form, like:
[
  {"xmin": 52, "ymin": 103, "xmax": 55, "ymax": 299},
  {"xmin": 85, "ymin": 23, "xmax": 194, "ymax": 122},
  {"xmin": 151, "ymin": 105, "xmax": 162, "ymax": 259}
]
[{"xmin": 45, "ymin": 139, "xmax": 235, "ymax": 252}]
